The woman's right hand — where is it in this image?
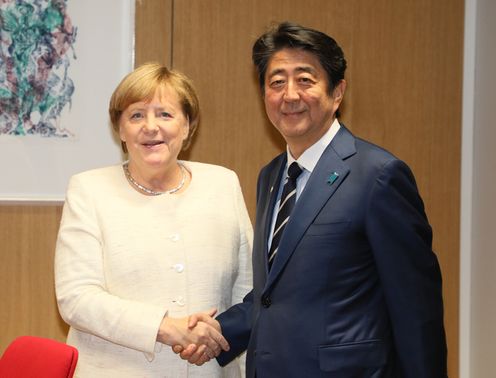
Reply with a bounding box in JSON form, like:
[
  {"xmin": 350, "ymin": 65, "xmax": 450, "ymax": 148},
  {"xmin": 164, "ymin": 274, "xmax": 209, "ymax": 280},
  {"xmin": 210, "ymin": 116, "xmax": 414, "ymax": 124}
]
[{"xmin": 157, "ymin": 308, "xmax": 229, "ymax": 363}]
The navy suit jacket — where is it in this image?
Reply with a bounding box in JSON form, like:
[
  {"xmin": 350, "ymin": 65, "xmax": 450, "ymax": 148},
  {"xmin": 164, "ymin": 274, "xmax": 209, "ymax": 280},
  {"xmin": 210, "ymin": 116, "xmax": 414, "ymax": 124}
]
[{"xmin": 217, "ymin": 125, "xmax": 447, "ymax": 377}]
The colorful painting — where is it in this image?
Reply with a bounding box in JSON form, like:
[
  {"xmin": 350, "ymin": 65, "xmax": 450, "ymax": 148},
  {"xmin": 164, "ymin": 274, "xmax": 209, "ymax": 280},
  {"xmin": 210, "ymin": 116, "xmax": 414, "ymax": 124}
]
[
  {"xmin": 0, "ymin": 0, "xmax": 133, "ymax": 202},
  {"xmin": 0, "ymin": 0, "xmax": 77, "ymax": 137}
]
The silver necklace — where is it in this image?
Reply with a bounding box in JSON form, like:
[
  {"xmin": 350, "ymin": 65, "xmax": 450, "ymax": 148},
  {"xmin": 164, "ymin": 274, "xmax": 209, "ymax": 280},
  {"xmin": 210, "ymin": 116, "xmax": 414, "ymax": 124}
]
[{"xmin": 123, "ymin": 162, "xmax": 186, "ymax": 195}]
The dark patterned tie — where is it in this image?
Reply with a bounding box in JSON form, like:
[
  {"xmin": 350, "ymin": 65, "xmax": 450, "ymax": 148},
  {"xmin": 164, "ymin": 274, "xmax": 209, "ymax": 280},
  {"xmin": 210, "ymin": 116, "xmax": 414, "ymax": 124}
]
[{"xmin": 268, "ymin": 162, "xmax": 303, "ymax": 269}]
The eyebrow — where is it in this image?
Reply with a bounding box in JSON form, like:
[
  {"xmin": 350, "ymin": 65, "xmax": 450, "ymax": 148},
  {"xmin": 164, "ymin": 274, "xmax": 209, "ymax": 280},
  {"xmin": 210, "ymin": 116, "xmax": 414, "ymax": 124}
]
[
  {"xmin": 128, "ymin": 103, "xmax": 169, "ymax": 112},
  {"xmin": 267, "ymin": 66, "xmax": 318, "ymax": 78}
]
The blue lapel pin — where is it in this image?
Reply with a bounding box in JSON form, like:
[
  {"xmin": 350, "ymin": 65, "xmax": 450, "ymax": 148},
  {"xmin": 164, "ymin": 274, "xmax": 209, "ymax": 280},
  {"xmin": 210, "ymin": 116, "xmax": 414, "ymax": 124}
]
[{"xmin": 327, "ymin": 172, "xmax": 339, "ymax": 185}]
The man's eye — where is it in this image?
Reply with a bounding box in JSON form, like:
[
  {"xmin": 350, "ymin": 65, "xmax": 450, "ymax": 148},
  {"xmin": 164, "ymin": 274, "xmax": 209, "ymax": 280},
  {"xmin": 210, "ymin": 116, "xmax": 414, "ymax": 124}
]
[
  {"xmin": 269, "ymin": 80, "xmax": 285, "ymax": 88},
  {"xmin": 299, "ymin": 77, "xmax": 314, "ymax": 84}
]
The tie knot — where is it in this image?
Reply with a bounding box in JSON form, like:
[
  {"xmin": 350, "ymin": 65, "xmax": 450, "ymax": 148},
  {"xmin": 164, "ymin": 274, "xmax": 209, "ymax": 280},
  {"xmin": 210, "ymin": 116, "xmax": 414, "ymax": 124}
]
[{"xmin": 287, "ymin": 162, "xmax": 303, "ymax": 180}]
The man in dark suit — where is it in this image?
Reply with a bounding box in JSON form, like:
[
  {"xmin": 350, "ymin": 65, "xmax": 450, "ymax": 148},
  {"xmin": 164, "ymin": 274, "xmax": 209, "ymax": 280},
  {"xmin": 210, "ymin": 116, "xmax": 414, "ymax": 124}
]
[{"xmin": 179, "ymin": 21, "xmax": 447, "ymax": 377}]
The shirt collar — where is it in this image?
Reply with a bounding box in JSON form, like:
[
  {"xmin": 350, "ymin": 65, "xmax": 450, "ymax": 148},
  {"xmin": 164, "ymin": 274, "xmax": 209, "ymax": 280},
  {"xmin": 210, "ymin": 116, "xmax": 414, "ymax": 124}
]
[{"xmin": 286, "ymin": 118, "xmax": 341, "ymax": 173}]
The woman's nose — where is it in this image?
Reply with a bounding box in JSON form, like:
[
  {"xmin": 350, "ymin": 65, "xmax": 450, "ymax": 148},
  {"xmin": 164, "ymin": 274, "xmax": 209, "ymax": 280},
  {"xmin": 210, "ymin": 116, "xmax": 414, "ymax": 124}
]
[{"xmin": 142, "ymin": 115, "xmax": 158, "ymax": 132}]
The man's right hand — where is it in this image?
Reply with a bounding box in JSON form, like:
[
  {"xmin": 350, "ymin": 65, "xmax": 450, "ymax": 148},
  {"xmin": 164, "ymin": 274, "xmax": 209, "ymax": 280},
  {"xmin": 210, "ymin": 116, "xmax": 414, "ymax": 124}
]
[
  {"xmin": 170, "ymin": 310, "xmax": 227, "ymax": 365},
  {"xmin": 157, "ymin": 308, "xmax": 229, "ymax": 365}
]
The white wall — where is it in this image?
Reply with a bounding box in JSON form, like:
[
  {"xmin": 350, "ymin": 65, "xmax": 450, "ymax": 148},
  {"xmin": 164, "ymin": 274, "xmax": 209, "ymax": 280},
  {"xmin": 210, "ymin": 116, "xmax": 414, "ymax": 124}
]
[
  {"xmin": 471, "ymin": 0, "xmax": 496, "ymax": 375},
  {"xmin": 461, "ymin": 0, "xmax": 496, "ymax": 377}
]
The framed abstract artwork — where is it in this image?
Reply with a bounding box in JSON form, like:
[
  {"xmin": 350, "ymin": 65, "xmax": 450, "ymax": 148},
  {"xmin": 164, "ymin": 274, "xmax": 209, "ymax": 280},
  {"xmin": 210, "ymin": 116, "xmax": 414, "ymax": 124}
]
[{"xmin": 0, "ymin": 0, "xmax": 134, "ymax": 202}]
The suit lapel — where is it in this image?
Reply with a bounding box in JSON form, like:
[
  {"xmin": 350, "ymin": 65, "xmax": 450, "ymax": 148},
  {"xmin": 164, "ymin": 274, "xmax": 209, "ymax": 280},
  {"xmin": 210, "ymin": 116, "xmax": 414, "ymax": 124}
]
[
  {"xmin": 258, "ymin": 155, "xmax": 287, "ymax": 274},
  {"xmin": 264, "ymin": 126, "xmax": 356, "ymax": 290}
]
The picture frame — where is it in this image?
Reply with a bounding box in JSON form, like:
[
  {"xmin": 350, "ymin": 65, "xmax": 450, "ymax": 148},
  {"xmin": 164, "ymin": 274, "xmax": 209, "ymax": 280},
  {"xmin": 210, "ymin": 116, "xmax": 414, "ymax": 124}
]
[{"xmin": 0, "ymin": 0, "xmax": 134, "ymax": 203}]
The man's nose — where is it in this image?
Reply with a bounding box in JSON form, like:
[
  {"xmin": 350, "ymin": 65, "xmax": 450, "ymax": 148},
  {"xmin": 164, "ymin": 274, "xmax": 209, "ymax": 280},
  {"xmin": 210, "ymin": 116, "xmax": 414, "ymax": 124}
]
[{"xmin": 283, "ymin": 80, "xmax": 300, "ymax": 101}]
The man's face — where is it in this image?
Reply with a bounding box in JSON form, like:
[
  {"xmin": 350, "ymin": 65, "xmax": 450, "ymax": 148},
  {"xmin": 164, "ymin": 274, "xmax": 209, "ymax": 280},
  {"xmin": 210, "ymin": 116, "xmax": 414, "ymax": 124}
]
[{"xmin": 263, "ymin": 48, "xmax": 345, "ymax": 158}]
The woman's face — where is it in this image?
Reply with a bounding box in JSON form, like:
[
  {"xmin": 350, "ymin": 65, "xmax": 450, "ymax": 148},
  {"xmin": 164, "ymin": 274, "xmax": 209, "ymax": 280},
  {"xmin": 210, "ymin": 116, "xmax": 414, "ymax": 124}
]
[{"xmin": 119, "ymin": 86, "xmax": 189, "ymax": 172}]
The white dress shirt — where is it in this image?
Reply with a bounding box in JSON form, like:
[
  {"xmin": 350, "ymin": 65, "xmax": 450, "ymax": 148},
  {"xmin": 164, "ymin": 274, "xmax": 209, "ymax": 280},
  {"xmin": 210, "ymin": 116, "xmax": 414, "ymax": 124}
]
[{"xmin": 268, "ymin": 119, "xmax": 341, "ymax": 249}]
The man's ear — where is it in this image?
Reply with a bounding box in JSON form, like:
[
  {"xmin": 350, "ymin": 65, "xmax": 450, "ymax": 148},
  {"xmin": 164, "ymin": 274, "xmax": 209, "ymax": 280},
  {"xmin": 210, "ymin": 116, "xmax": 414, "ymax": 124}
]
[{"xmin": 333, "ymin": 80, "xmax": 347, "ymax": 103}]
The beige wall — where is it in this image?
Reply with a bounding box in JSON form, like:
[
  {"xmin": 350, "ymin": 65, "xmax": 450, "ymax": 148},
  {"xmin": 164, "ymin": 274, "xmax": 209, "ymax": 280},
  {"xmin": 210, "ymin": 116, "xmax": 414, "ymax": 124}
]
[
  {"xmin": 0, "ymin": 205, "xmax": 68, "ymax": 347},
  {"xmin": 163, "ymin": 2, "xmax": 463, "ymax": 375},
  {"xmin": 1, "ymin": 1, "xmax": 464, "ymax": 376}
]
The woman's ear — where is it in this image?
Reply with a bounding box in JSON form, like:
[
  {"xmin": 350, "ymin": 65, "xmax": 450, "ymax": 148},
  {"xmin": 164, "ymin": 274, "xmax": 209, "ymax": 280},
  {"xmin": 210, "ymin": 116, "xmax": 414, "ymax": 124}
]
[
  {"xmin": 182, "ymin": 118, "xmax": 190, "ymax": 141},
  {"xmin": 119, "ymin": 124, "xmax": 126, "ymax": 142},
  {"xmin": 116, "ymin": 114, "xmax": 126, "ymax": 141}
]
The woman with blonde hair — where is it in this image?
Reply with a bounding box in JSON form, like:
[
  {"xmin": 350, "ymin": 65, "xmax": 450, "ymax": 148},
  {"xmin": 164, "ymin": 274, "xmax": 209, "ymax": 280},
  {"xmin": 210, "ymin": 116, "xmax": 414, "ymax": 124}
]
[{"xmin": 55, "ymin": 63, "xmax": 252, "ymax": 377}]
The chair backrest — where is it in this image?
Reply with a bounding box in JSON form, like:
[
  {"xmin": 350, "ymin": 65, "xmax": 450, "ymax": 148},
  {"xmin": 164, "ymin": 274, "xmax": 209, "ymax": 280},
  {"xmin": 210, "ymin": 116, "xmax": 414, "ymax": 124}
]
[{"xmin": 0, "ymin": 336, "xmax": 78, "ymax": 378}]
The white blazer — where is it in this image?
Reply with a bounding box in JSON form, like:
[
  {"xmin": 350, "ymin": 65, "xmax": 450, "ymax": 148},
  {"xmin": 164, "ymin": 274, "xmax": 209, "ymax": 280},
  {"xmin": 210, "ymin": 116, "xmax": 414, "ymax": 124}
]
[{"xmin": 55, "ymin": 162, "xmax": 253, "ymax": 377}]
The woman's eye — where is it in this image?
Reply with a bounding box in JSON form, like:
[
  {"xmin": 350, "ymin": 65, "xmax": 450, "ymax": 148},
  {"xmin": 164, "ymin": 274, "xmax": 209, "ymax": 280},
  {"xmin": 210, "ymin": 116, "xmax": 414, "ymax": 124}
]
[
  {"xmin": 160, "ymin": 112, "xmax": 172, "ymax": 119},
  {"xmin": 130, "ymin": 112, "xmax": 144, "ymax": 120}
]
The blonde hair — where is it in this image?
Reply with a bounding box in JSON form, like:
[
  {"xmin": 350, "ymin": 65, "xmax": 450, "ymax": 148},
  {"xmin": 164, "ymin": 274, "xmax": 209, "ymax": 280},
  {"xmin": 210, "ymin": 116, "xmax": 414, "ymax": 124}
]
[{"xmin": 109, "ymin": 62, "xmax": 200, "ymax": 152}]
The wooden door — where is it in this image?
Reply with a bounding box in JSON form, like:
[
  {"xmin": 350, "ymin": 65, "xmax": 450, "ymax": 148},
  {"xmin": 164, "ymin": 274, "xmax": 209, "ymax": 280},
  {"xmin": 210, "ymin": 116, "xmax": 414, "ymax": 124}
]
[{"xmin": 137, "ymin": 0, "xmax": 462, "ymax": 375}]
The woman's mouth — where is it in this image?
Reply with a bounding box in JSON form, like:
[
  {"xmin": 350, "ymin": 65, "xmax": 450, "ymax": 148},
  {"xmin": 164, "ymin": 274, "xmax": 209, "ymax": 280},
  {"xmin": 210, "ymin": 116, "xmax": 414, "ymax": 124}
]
[{"xmin": 142, "ymin": 140, "xmax": 164, "ymax": 148}]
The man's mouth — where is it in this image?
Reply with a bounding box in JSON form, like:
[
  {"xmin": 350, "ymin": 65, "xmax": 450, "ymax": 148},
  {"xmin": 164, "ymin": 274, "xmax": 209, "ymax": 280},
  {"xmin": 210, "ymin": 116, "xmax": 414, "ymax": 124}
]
[{"xmin": 282, "ymin": 110, "xmax": 305, "ymax": 116}]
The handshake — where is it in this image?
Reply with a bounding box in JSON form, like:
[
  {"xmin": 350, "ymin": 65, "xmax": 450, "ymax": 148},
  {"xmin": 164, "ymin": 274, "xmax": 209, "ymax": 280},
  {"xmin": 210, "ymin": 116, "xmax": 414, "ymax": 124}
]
[{"xmin": 157, "ymin": 308, "xmax": 228, "ymax": 366}]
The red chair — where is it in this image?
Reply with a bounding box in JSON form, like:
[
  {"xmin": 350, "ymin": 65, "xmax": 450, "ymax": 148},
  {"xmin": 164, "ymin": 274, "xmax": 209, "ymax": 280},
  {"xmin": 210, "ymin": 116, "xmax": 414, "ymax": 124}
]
[{"xmin": 0, "ymin": 336, "xmax": 78, "ymax": 378}]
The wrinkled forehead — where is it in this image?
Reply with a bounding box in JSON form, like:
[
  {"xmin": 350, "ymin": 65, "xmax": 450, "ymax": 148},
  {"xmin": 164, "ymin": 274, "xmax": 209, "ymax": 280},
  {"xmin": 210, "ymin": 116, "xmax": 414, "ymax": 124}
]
[
  {"xmin": 265, "ymin": 48, "xmax": 325, "ymax": 79},
  {"xmin": 126, "ymin": 83, "xmax": 180, "ymax": 108}
]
